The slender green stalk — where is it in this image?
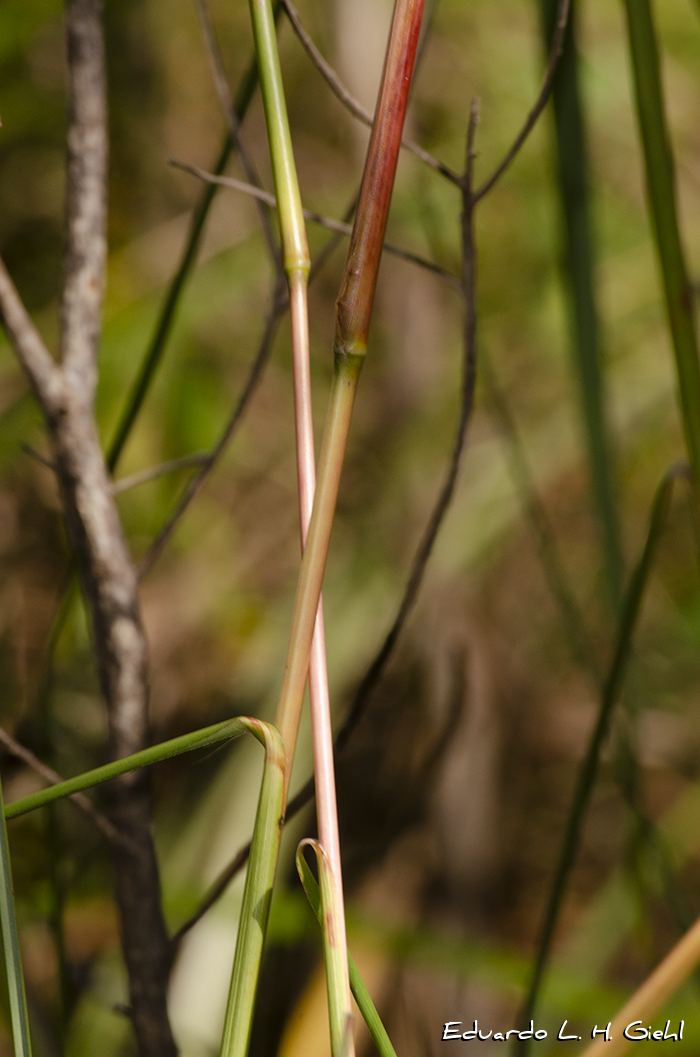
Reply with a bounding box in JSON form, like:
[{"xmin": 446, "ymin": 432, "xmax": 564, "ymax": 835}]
[
  {"xmin": 274, "ymin": 353, "xmax": 361, "ymax": 768},
  {"xmin": 247, "ymin": 7, "xmax": 425, "ymax": 1047},
  {"xmin": 0, "ymin": 775, "xmax": 33, "ymax": 1057},
  {"xmin": 247, "ymin": 0, "xmax": 354, "ymax": 1047},
  {"xmin": 5, "ymin": 715, "xmax": 287, "ymax": 1057},
  {"xmin": 219, "ymin": 721, "xmax": 285, "ymax": 1057},
  {"xmin": 249, "ymin": 0, "xmax": 308, "ymax": 281},
  {"xmin": 622, "ymin": 0, "xmax": 700, "ymax": 490},
  {"xmin": 296, "ymin": 846, "xmax": 398, "ymax": 1057},
  {"xmin": 267, "ymin": 6, "xmax": 426, "ymax": 1039},
  {"xmin": 297, "ymin": 842, "xmax": 353, "ymax": 1057},
  {"xmin": 263, "ymin": 22, "xmax": 427, "ymax": 1030},
  {"xmin": 515, "ymin": 464, "xmax": 690, "ymax": 1053},
  {"xmin": 540, "ymin": 0, "xmax": 623, "ymax": 603}
]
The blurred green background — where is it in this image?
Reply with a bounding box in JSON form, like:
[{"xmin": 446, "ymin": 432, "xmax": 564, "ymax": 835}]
[{"xmin": 2, "ymin": 0, "xmax": 700, "ymax": 1054}]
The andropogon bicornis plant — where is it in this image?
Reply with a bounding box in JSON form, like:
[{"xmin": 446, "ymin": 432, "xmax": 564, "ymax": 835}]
[{"xmin": 1, "ymin": 1, "xmax": 700, "ymax": 1056}]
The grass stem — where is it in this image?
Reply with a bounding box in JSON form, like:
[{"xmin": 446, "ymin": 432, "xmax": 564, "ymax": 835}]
[
  {"xmin": 581, "ymin": 911, "xmax": 700, "ymax": 1057},
  {"xmin": 622, "ymin": 0, "xmax": 700, "ymax": 490},
  {"xmin": 539, "ymin": 0, "xmax": 623, "ymax": 604},
  {"xmin": 248, "ymin": 0, "xmax": 353, "ymax": 1046},
  {"xmin": 0, "ymin": 775, "xmax": 32, "ymax": 1057}
]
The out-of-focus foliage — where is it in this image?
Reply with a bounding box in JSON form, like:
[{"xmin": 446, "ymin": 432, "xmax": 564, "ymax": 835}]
[{"xmin": 1, "ymin": 1, "xmax": 700, "ymax": 1055}]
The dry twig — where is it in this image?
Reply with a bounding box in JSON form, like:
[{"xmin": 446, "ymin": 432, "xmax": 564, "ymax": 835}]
[
  {"xmin": 473, "ymin": 0, "xmax": 570, "ymax": 201},
  {"xmin": 280, "ymin": 0, "xmax": 460, "ymax": 184},
  {"xmin": 193, "ymin": 0, "xmax": 281, "ymax": 268},
  {"xmin": 0, "ymin": 727, "xmax": 130, "ymax": 850},
  {"xmin": 172, "ymin": 159, "xmax": 461, "ymax": 288}
]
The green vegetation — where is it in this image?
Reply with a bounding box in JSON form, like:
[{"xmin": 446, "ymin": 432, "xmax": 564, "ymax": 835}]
[{"xmin": 1, "ymin": 1, "xmax": 700, "ymax": 1056}]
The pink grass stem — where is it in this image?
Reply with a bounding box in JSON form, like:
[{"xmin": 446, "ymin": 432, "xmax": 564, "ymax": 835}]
[{"xmin": 289, "ymin": 278, "xmax": 354, "ymax": 1053}]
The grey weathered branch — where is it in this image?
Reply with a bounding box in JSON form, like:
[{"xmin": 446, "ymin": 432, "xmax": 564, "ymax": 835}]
[
  {"xmin": 0, "ymin": 2, "xmax": 176, "ymax": 1054},
  {"xmin": 0, "ymin": 261, "xmax": 63, "ymax": 414}
]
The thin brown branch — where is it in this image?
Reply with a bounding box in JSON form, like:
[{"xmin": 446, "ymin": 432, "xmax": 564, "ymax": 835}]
[
  {"xmin": 171, "ymin": 159, "xmax": 461, "ymax": 288},
  {"xmin": 112, "ymin": 452, "xmax": 210, "ymax": 495},
  {"xmin": 192, "ymin": 0, "xmax": 281, "ymax": 269},
  {"xmin": 138, "ymin": 285, "xmax": 286, "ymax": 577},
  {"xmin": 280, "ymin": 0, "xmax": 460, "ymax": 185},
  {"xmin": 139, "ymin": 196, "xmax": 358, "ymax": 579},
  {"xmin": 21, "ymin": 444, "xmax": 58, "ymax": 472},
  {"xmin": 336, "ymin": 98, "xmax": 481, "ymax": 755},
  {"xmin": 23, "ymin": 447, "xmax": 212, "ymax": 496},
  {"xmin": 170, "ymin": 842, "xmax": 252, "ymax": 948},
  {"xmin": 473, "ymin": 0, "xmax": 570, "ymax": 202},
  {"xmin": 0, "ymin": 726, "xmax": 133, "ymax": 850}
]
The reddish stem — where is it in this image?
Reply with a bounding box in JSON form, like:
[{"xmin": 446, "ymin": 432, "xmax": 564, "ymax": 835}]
[{"xmin": 335, "ymin": 0, "xmax": 426, "ymax": 356}]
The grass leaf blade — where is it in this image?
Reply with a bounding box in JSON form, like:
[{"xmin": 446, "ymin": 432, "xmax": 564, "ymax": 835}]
[
  {"xmin": 296, "ymin": 848, "xmax": 398, "ymax": 1057},
  {"xmin": 540, "ymin": 0, "xmax": 623, "ymax": 602},
  {"xmin": 515, "ymin": 463, "xmax": 690, "ymax": 1053},
  {"xmin": 622, "ymin": 0, "xmax": 700, "ymax": 488},
  {"xmin": 0, "ymin": 776, "xmax": 32, "ymax": 1057},
  {"xmin": 5, "ymin": 719, "xmax": 251, "ymax": 820},
  {"xmin": 296, "ymin": 841, "xmax": 352, "ymax": 1057},
  {"xmin": 219, "ymin": 721, "xmax": 285, "ymax": 1057}
]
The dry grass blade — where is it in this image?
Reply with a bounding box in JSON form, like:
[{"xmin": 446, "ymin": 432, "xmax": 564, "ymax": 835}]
[{"xmin": 581, "ymin": 913, "xmax": 700, "ymax": 1056}]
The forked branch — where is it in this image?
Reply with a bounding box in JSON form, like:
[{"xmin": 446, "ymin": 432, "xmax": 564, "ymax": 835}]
[{"xmin": 0, "ymin": 2, "xmax": 175, "ymax": 1053}]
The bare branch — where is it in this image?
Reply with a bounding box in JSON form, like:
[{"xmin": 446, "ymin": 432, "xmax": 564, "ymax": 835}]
[
  {"xmin": 280, "ymin": 0, "xmax": 460, "ymax": 184},
  {"xmin": 21, "ymin": 444, "xmax": 58, "ymax": 472},
  {"xmin": 0, "ymin": 726, "xmax": 133, "ymax": 851},
  {"xmin": 18, "ymin": 446, "xmax": 208, "ymax": 500},
  {"xmin": 172, "ymin": 159, "xmax": 461, "ymax": 288},
  {"xmin": 112, "ymin": 453, "xmax": 210, "ymax": 495},
  {"xmin": 170, "ymin": 841, "xmax": 252, "ymax": 948},
  {"xmin": 473, "ymin": 0, "xmax": 570, "ymax": 202},
  {"xmin": 336, "ymin": 98, "xmax": 481, "ymax": 756},
  {"xmin": 0, "ymin": 259, "xmax": 64, "ymax": 414},
  {"xmin": 171, "ymin": 159, "xmax": 276, "ymax": 210},
  {"xmin": 138, "ymin": 286, "xmax": 285, "ymax": 577}
]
